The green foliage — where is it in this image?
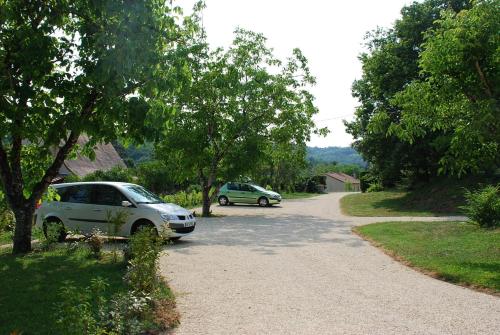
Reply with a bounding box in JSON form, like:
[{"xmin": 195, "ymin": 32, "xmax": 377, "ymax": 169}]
[
  {"xmin": 41, "ymin": 221, "xmax": 65, "ymax": 251},
  {"xmin": 462, "ymin": 185, "xmax": 500, "ymax": 228},
  {"xmin": 367, "ymin": 182, "xmax": 384, "ymax": 193},
  {"xmin": 126, "ymin": 229, "xmax": 162, "ymax": 294},
  {"xmin": 55, "ymin": 277, "xmax": 110, "ymax": 335},
  {"xmin": 0, "ymin": 0, "xmax": 197, "ymax": 253},
  {"xmin": 82, "ymin": 167, "xmax": 134, "ymax": 183},
  {"xmin": 392, "ymin": 0, "xmax": 500, "ymax": 175},
  {"xmin": 155, "ymin": 27, "xmax": 324, "ymax": 215},
  {"xmin": 135, "ymin": 160, "xmax": 177, "ymax": 194},
  {"xmin": 55, "ymin": 277, "xmax": 159, "ymax": 335},
  {"xmin": 0, "ymin": 247, "xmax": 127, "ymax": 334},
  {"xmin": 162, "ymin": 191, "xmax": 203, "ymax": 209},
  {"xmin": 345, "ymin": 0, "xmax": 473, "ymax": 185},
  {"xmin": 86, "ymin": 230, "xmax": 104, "ymax": 259}
]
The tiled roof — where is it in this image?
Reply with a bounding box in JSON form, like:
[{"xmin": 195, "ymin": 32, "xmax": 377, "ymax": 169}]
[
  {"xmin": 325, "ymin": 172, "xmax": 360, "ymax": 184},
  {"xmin": 61, "ymin": 135, "xmax": 126, "ymax": 177}
]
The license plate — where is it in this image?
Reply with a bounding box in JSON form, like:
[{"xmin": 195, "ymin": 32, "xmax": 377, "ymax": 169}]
[{"xmin": 185, "ymin": 221, "xmax": 194, "ymax": 227}]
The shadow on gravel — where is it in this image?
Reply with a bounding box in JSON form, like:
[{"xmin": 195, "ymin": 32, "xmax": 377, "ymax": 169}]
[{"xmin": 170, "ymin": 213, "xmax": 364, "ymax": 255}]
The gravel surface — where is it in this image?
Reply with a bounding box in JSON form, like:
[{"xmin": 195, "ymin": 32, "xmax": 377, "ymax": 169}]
[{"xmin": 160, "ymin": 193, "xmax": 499, "ymax": 335}]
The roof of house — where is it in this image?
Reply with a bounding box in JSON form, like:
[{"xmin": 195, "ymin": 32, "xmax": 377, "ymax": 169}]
[
  {"xmin": 60, "ymin": 135, "xmax": 126, "ymax": 177},
  {"xmin": 324, "ymin": 172, "xmax": 360, "ymax": 184}
]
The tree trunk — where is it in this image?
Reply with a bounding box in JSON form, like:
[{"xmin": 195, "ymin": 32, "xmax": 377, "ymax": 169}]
[
  {"xmin": 12, "ymin": 203, "xmax": 35, "ymax": 254},
  {"xmin": 201, "ymin": 183, "xmax": 211, "ymax": 217}
]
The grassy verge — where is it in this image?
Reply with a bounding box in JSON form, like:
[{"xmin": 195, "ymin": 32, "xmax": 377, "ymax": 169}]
[
  {"xmin": 340, "ymin": 190, "xmax": 447, "ymax": 216},
  {"xmin": 281, "ymin": 192, "xmax": 319, "ymax": 199},
  {"xmin": 354, "ymin": 221, "xmax": 500, "ymax": 293},
  {"xmin": 0, "ymin": 247, "xmax": 128, "ymax": 334},
  {"xmin": 341, "ymin": 177, "xmax": 498, "ymax": 217}
]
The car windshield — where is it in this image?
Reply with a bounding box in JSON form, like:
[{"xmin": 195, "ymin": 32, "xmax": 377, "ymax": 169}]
[
  {"xmin": 125, "ymin": 185, "xmax": 164, "ymax": 204},
  {"xmin": 251, "ymin": 184, "xmax": 268, "ymax": 192}
]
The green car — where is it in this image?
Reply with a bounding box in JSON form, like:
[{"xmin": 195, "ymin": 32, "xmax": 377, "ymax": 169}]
[{"xmin": 217, "ymin": 182, "xmax": 282, "ymax": 207}]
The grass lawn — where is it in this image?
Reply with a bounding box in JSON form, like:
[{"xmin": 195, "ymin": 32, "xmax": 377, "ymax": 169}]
[
  {"xmin": 281, "ymin": 192, "xmax": 319, "ymax": 199},
  {"xmin": 355, "ymin": 221, "xmax": 500, "ymax": 293},
  {"xmin": 0, "ymin": 246, "xmax": 128, "ymax": 334},
  {"xmin": 340, "ymin": 190, "xmax": 450, "ymax": 216},
  {"xmin": 340, "ymin": 177, "xmax": 499, "ymax": 217}
]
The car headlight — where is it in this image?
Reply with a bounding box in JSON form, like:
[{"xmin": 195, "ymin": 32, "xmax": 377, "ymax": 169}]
[{"xmin": 160, "ymin": 213, "xmax": 178, "ymax": 221}]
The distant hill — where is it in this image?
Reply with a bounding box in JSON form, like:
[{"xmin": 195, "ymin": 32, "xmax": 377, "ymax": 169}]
[{"xmin": 307, "ymin": 146, "xmax": 366, "ymax": 166}]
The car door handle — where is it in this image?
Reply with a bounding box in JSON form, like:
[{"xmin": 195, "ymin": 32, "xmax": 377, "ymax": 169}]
[{"xmin": 92, "ymin": 209, "xmax": 102, "ymax": 212}]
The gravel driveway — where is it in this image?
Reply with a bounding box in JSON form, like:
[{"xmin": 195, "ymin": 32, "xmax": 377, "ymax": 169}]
[{"xmin": 159, "ymin": 193, "xmax": 499, "ymax": 335}]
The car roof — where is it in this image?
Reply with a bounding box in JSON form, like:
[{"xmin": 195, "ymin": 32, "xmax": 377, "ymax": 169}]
[{"xmin": 52, "ymin": 181, "xmax": 138, "ymax": 188}]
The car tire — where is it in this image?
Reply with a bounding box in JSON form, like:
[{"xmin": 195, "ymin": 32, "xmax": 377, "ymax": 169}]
[
  {"xmin": 170, "ymin": 237, "xmax": 181, "ymax": 242},
  {"xmin": 218, "ymin": 196, "xmax": 229, "ymax": 206},
  {"xmin": 258, "ymin": 197, "xmax": 269, "ymax": 207},
  {"xmin": 43, "ymin": 218, "xmax": 67, "ymax": 242}
]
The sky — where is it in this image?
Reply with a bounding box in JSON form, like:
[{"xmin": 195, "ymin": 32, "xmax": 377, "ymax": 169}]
[{"xmin": 178, "ymin": 0, "xmax": 417, "ymax": 147}]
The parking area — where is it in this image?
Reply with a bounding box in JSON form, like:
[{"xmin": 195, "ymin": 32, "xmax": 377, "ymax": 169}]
[{"xmin": 161, "ymin": 193, "xmax": 499, "ymax": 335}]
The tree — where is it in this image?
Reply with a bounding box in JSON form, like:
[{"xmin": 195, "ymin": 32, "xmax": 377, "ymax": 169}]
[
  {"xmin": 391, "ymin": 0, "xmax": 499, "ymax": 175},
  {"xmin": 0, "ymin": 1, "xmax": 184, "ymax": 253},
  {"xmin": 345, "ymin": 0, "xmax": 472, "ymax": 186},
  {"xmin": 156, "ymin": 29, "xmax": 325, "ymax": 216}
]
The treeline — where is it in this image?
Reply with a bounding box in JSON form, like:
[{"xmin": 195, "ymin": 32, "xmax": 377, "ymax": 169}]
[
  {"xmin": 112, "ymin": 142, "xmax": 365, "ymax": 195},
  {"xmin": 346, "ymin": 0, "xmax": 499, "ymax": 187},
  {"xmin": 74, "ymin": 153, "xmax": 364, "ymax": 197}
]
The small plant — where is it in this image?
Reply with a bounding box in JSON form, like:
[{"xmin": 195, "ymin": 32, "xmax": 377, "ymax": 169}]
[
  {"xmin": 41, "ymin": 221, "xmax": 63, "ymax": 251},
  {"xmin": 126, "ymin": 229, "xmax": 162, "ymax": 294},
  {"xmin": 106, "ymin": 210, "xmax": 129, "ymax": 262},
  {"xmin": 162, "ymin": 190, "xmax": 203, "ymax": 209},
  {"xmin": 55, "ymin": 278, "xmax": 108, "ymax": 335},
  {"xmin": 87, "ymin": 229, "xmax": 104, "ymax": 259},
  {"xmin": 461, "ymin": 185, "xmax": 500, "ymax": 228},
  {"xmin": 367, "ymin": 181, "xmax": 384, "ymax": 192}
]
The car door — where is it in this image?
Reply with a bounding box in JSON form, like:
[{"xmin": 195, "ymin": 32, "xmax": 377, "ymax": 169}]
[
  {"xmin": 59, "ymin": 184, "xmax": 95, "ymax": 234},
  {"xmin": 88, "ymin": 184, "xmax": 132, "ymax": 236},
  {"xmin": 239, "ymin": 184, "xmax": 254, "ymax": 203},
  {"xmin": 226, "ymin": 183, "xmax": 240, "ymax": 203}
]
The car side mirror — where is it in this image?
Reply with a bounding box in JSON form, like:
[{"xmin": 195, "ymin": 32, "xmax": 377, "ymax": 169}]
[{"xmin": 122, "ymin": 200, "xmax": 132, "ymax": 207}]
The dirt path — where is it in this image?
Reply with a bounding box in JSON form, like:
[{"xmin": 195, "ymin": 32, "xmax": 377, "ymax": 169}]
[{"xmin": 160, "ymin": 193, "xmax": 499, "ymax": 335}]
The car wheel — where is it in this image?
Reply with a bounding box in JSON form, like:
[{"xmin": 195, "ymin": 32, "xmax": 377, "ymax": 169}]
[
  {"xmin": 218, "ymin": 196, "xmax": 229, "ymax": 206},
  {"xmin": 170, "ymin": 237, "xmax": 181, "ymax": 242},
  {"xmin": 43, "ymin": 218, "xmax": 67, "ymax": 242},
  {"xmin": 258, "ymin": 197, "xmax": 269, "ymax": 207}
]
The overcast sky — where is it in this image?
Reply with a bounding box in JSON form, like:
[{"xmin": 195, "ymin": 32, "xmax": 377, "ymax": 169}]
[{"xmin": 178, "ymin": 0, "xmax": 417, "ymax": 147}]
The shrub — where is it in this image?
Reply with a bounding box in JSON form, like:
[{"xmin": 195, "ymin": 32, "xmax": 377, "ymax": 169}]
[
  {"xmin": 82, "ymin": 166, "xmax": 134, "ymax": 183},
  {"xmin": 55, "ymin": 278, "xmax": 155, "ymax": 335},
  {"xmin": 126, "ymin": 229, "xmax": 162, "ymax": 294},
  {"xmin": 87, "ymin": 229, "xmax": 104, "ymax": 259},
  {"xmin": 462, "ymin": 185, "xmax": 500, "ymax": 228},
  {"xmin": 41, "ymin": 221, "xmax": 64, "ymax": 251},
  {"xmin": 162, "ymin": 190, "xmax": 202, "ymax": 209},
  {"xmin": 136, "ymin": 160, "xmax": 176, "ymax": 194},
  {"xmin": 367, "ymin": 181, "xmax": 384, "ymax": 192}
]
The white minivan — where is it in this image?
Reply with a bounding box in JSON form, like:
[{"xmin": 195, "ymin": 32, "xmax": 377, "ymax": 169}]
[{"xmin": 35, "ymin": 181, "xmax": 196, "ymax": 241}]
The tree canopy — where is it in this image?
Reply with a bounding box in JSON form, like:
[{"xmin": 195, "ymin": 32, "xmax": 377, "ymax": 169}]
[
  {"xmin": 155, "ymin": 28, "xmax": 325, "ymax": 216},
  {"xmin": 344, "ymin": 0, "xmax": 498, "ymax": 186},
  {"xmin": 0, "ymin": 0, "xmax": 189, "ymax": 253}
]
